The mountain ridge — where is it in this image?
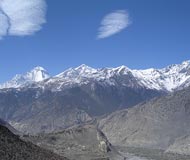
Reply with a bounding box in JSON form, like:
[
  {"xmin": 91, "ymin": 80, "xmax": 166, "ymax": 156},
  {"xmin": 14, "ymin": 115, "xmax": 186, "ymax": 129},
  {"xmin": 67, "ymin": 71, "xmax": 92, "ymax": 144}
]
[{"xmin": 1, "ymin": 60, "xmax": 190, "ymax": 92}]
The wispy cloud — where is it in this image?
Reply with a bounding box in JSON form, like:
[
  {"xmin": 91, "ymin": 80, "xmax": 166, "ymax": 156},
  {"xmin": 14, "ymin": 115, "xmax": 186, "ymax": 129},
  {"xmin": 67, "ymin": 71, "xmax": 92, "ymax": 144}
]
[
  {"xmin": 0, "ymin": 12, "xmax": 9, "ymax": 39},
  {"xmin": 97, "ymin": 10, "xmax": 131, "ymax": 39},
  {"xmin": 0, "ymin": 0, "xmax": 47, "ymax": 39}
]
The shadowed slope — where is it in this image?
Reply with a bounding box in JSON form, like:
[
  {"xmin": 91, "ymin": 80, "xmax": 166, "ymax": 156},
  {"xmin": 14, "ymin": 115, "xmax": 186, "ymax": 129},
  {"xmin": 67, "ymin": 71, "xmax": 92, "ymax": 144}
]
[{"xmin": 0, "ymin": 124, "xmax": 69, "ymax": 160}]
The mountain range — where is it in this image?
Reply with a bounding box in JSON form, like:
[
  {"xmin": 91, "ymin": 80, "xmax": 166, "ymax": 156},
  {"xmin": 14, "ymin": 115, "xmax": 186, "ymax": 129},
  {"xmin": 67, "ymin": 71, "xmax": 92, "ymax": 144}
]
[
  {"xmin": 1, "ymin": 60, "xmax": 190, "ymax": 92},
  {"xmin": 0, "ymin": 60, "xmax": 190, "ymax": 134},
  {"xmin": 1, "ymin": 60, "xmax": 190, "ymax": 159}
]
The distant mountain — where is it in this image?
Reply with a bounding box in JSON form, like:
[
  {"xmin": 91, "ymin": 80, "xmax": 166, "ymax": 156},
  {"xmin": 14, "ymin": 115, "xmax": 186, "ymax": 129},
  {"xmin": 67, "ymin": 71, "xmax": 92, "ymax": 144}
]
[
  {"xmin": 132, "ymin": 60, "xmax": 190, "ymax": 92},
  {"xmin": 0, "ymin": 123, "xmax": 68, "ymax": 160},
  {"xmin": 1, "ymin": 60, "xmax": 190, "ymax": 92},
  {"xmin": 0, "ymin": 60, "xmax": 190, "ymax": 134},
  {"xmin": 99, "ymin": 86, "xmax": 190, "ymax": 156},
  {"xmin": 0, "ymin": 66, "xmax": 50, "ymax": 89}
]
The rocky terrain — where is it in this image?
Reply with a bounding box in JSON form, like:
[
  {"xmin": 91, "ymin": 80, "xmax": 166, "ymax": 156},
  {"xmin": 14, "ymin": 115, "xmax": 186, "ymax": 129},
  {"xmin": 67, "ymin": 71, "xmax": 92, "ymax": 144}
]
[
  {"xmin": 24, "ymin": 124, "xmax": 155, "ymax": 160},
  {"xmin": 0, "ymin": 123, "xmax": 69, "ymax": 160},
  {"xmin": 0, "ymin": 118, "xmax": 20, "ymax": 135},
  {"xmin": 99, "ymin": 86, "xmax": 190, "ymax": 156},
  {"xmin": 166, "ymin": 135, "xmax": 190, "ymax": 155},
  {"xmin": 23, "ymin": 124, "xmax": 111, "ymax": 160},
  {"xmin": 117, "ymin": 146, "xmax": 190, "ymax": 160}
]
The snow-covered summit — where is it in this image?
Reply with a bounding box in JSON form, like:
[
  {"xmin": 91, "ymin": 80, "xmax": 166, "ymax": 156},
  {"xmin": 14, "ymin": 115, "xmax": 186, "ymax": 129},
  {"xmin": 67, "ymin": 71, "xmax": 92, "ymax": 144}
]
[
  {"xmin": 133, "ymin": 60, "xmax": 190, "ymax": 91},
  {"xmin": 75, "ymin": 64, "xmax": 97, "ymax": 74},
  {"xmin": 0, "ymin": 66, "xmax": 50, "ymax": 89},
  {"xmin": 56, "ymin": 64, "xmax": 97, "ymax": 79},
  {"xmin": 53, "ymin": 60, "xmax": 190, "ymax": 91},
  {"xmin": 1, "ymin": 60, "xmax": 190, "ymax": 92}
]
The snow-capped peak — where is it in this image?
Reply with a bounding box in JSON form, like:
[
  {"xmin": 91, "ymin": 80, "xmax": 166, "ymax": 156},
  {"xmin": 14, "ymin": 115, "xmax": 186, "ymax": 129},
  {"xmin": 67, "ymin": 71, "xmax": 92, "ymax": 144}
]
[
  {"xmin": 133, "ymin": 60, "xmax": 190, "ymax": 91},
  {"xmin": 75, "ymin": 64, "xmax": 97, "ymax": 74},
  {"xmin": 56, "ymin": 64, "xmax": 97, "ymax": 78},
  {"xmin": 0, "ymin": 66, "xmax": 50, "ymax": 89},
  {"xmin": 27, "ymin": 66, "xmax": 50, "ymax": 82},
  {"xmin": 1, "ymin": 60, "xmax": 190, "ymax": 92},
  {"xmin": 113, "ymin": 65, "xmax": 130, "ymax": 74},
  {"xmin": 182, "ymin": 60, "xmax": 190, "ymax": 66}
]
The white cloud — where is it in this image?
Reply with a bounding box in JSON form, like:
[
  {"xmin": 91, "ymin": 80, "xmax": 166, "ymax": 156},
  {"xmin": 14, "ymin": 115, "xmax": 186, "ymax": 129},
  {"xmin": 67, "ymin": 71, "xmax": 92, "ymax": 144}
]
[
  {"xmin": 0, "ymin": 0, "xmax": 46, "ymax": 39},
  {"xmin": 97, "ymin": 10, "xmax": 131, "ymax": 39},
  {"xmin": 0, "ymin": 12, "xmax": 9, "ymax": 39}
]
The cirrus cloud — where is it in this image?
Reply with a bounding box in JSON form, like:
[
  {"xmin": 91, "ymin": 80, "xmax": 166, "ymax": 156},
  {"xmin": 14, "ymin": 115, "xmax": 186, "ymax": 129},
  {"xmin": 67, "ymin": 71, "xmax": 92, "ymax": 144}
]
[
  {"xmin": 97, "ymin": 10, "xmax": 131, "ymax": 39},
  {"xmin": 0, "ymin": 0, "xmax": 47, "ymax": 39}
]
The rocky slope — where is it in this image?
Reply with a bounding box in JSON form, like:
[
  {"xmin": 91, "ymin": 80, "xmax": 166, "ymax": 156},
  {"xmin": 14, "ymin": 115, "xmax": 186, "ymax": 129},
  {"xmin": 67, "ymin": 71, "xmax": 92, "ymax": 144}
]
[
  {"xmin": 0, "ymin": 118, "xmax": 19, "ymax": 135},
  {"xmin": 99, "ymin": 86, "xmax": 190, "ymax": 155},
  {"xmin": 0, "ymin": 80, "xmax": 160, "ymax": 134},
  {"xmin": 0, "ymin": 123, "xmax": 69, "ymax": 160},
  {"xmin": 24, "ymin": 124, "xmax": 113, "ymax": 160},
  {"xmin": 166, "ymin": 135, "xmax": 190, "ymax": 155}
]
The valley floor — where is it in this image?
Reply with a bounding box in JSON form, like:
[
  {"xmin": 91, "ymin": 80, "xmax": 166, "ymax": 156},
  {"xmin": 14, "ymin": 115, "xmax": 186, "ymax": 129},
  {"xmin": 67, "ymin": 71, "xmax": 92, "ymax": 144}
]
[{"xmin": 116, "ymin": 146, "xmax": 190, "ymax": 160}]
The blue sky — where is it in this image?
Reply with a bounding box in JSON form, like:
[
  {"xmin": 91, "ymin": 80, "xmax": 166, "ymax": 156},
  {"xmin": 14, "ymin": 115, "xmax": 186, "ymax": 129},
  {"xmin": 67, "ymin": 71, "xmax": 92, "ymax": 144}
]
[{"xmin": 0, "ymin": 0, "xmax": 190, "ymax": 83}]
